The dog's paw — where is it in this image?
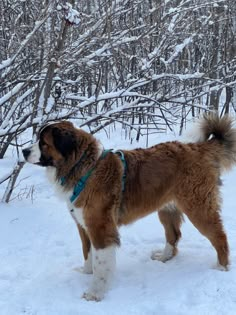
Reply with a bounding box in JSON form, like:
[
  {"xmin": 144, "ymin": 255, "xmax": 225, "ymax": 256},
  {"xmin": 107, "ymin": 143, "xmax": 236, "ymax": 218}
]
[
  {"xmin": 82, "ymin": 291, "xmax": 103, "ymax": 302},
  {"xmin": 73, "ymin": 266, "xmax": 93, "ymax": 274},
  {"xmin": 151, "ymin": 243, "xmax": 175, "ymax": 262},
  {"xmin": 151, "ymin": 250, "xmax": 169, "ymax": 262},
  {"xmin": 213, "ymin": 262, "xmax": 230, "ymax": 272}
]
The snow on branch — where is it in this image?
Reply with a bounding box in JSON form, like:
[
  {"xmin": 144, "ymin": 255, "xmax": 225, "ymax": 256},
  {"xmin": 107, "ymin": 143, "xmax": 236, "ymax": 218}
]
[
  {"xmin": 0, "ymin": 87, "xmax": 35, "ymax": 130},
  {"xmin": 0, "ymin": 7, "xmax": 50, "ymax": 78},
  {"xmin": 162, "ymin": 37, "xmax": 194, "ymax": 65},
  {"xmin": 57, "ymin": 2, "xmax": 80, "ymax": 25},
  {"xmin": 164, "ymin": 0, "xmax": 227, "ymax": 18},
  {"xmin": 0, "ymin": 170, "xmax": 14, "ymax": 185},
  {"xmin": 0, "ymin": 83, "xmax": 25, "ymax": 107}
]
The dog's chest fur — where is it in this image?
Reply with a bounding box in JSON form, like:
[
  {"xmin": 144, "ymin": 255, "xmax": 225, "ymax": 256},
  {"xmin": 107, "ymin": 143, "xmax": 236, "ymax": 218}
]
[{"xmin": 46, "ymin": 167, "xmax": 86, "ymax": 228}]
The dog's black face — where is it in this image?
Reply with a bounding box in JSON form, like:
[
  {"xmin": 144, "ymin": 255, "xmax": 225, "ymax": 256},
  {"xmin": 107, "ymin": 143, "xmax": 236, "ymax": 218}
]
[{"xmin": 22, "ymin": 121, "xmax": 76, "ymax": 167}]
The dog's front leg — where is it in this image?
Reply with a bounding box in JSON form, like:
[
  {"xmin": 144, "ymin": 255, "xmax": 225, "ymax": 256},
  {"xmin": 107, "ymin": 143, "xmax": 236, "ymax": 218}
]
[
  {"xmin": 82, "ymin": 244, "xmax": 116, "ymax": 302},
  {"xmin": 77, "ymin": 224, "xmax": 93, "ymax": 274},
  {"xmin": 68, "ymin": 204, "xmax": 93, "ymax": 274}
]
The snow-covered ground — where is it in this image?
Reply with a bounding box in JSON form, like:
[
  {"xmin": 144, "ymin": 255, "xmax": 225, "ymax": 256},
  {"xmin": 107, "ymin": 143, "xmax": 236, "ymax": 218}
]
[{"xmin": 1, "ymin": 128, "xmax": 236, "ymax": 315}]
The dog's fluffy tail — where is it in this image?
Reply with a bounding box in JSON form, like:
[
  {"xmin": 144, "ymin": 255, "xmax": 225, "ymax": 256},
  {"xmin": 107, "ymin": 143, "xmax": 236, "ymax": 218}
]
[{"xmin": 197, "ymin": 113, "xmax": 236, "ymax": 171}]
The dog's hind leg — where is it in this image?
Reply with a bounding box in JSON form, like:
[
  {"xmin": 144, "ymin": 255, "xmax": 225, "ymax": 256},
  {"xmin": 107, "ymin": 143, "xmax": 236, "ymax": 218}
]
[
  {"xmin": 77, "ymin": 224, "xmax": 93, "ymax": 274},
  {"xmin": 177, "ymin": 178, "xmax": 230, "ymax": 270},
  {"xmin": 151, "ymin": 204, "xmax": 183, "ymax": 262},
  {"xmin": 182, "ymin": 204, "xmax": 229, "ymax": 270}
]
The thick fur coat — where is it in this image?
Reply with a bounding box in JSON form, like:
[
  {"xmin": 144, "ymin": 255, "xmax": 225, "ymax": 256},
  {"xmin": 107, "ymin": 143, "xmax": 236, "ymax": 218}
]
[{"xmin": 23, "ymin": 114, "xmax": 236, "ymax": 301}]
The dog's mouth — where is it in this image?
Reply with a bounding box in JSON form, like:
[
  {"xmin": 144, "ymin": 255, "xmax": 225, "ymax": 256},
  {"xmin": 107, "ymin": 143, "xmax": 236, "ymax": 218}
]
[
  {"xmin": 38, "ymin": 156, "xmax": 54, "ymax": 167},
  {"xmin": 33, "ymin": 161, "xmax": 43, "ymax": 166}
]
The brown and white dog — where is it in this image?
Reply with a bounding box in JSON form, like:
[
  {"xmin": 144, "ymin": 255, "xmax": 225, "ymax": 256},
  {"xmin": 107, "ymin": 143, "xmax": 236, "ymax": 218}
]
[{"xmin": 22, "ymin": 114, "xmax": 236, "ymax": 301}]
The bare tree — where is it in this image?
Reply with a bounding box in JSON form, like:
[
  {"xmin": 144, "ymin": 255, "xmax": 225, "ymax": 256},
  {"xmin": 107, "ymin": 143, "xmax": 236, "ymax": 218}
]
[{"xmin": 0, "ymin": 0, "xmax": 236, "ymax": 201}]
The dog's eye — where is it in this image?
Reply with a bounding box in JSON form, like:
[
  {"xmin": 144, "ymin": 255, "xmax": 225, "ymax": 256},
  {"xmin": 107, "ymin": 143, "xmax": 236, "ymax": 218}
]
[{"xmin": 39, "ymin": 140, "xmax": 48, "ymax": 149}]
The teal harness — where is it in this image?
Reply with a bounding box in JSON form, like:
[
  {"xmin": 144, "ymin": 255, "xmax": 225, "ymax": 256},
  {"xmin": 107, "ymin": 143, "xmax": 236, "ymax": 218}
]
[{"xmin": 60, "ymin": 150, "xmax": 126, "ymax": 203}]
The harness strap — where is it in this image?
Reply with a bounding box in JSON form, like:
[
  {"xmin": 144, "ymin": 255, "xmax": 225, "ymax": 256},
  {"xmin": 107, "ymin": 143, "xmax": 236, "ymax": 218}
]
[
  {"xmin": 61, "ymin": 149, "xmax": 126, "ymax": 203},
  {"xmin": 115, "ymin": 150, "xmax": 126, "ymax": 192}
]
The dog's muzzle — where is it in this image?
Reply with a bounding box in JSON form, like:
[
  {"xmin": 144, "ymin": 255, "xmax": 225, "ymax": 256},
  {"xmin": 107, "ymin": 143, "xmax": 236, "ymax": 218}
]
[{"xmin": 22, "ymin": 142, "xmax": 41, "ymax": 164}]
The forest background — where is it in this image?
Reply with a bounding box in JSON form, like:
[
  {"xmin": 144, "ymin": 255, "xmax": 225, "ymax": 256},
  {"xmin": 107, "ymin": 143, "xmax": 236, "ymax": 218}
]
[{"xmin": 0, "ymin": 0, "xmax": 236, "ymax": 201}]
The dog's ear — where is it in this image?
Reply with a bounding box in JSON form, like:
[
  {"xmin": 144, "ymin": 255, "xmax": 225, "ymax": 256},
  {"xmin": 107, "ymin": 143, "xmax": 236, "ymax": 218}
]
[{"xmin": 52, "ymin": 127, "xmax": 76, "ymax": 158}]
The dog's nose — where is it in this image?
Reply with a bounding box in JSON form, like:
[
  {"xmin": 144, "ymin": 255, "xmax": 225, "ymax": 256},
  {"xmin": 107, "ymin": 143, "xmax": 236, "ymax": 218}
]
[{"xmin": 22, "ymin": 148, "xmax": 31, "ymax": 160}]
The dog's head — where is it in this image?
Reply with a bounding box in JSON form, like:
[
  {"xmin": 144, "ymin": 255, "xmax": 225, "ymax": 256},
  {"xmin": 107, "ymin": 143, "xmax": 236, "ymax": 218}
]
[{"xmin": 22, "ymin": 121, "xmax": 77, "ymax": 167}]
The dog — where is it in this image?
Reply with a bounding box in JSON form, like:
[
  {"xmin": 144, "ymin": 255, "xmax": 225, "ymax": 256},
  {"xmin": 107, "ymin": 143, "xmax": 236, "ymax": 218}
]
[{"xmin": 22, "ymin": 114, "xmax": 236, "ymax": 301}]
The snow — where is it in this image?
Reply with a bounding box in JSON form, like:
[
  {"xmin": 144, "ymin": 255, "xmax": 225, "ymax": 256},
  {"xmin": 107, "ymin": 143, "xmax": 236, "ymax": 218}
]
[
  {"xmin": 0, "ymin": 83, "xmax": 25, "ymax": 107},
  {"xmin": 0, "ymin": 58, "xmax": 12, "ymax": 71},
  {"xmin": 165, "ymin": 37, "xmax": 194, "ymax": 65},
  {"xmin": 1, "ymin": 130, "xmax": 236, "ymax": 314},
  {"xmin": 0, "ymin": 12, "xmax": 48, "ymax": 79},
  {"xmin": 63, "ymin": 3, "xmax": 80, "ymax": 26},
  {"xmin": 0, "ymin": 159, "xmax": 16, "ymax": 184}
]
